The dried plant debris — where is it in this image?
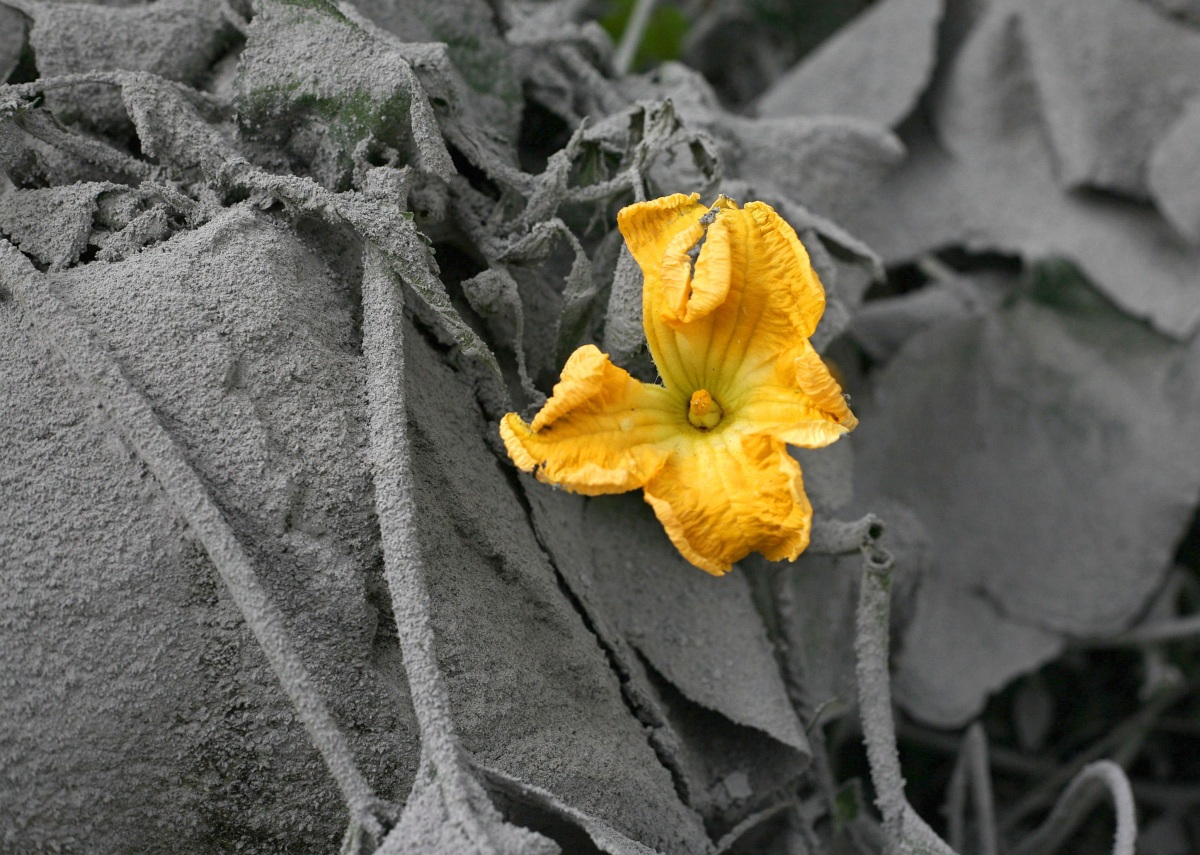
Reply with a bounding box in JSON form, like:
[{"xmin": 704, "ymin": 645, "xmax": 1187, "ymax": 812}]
[
  {"xmin": 0, "ymin": 180, "xmax": 118, "ymax": 268},
  {"xmin": 7, "ymin": 0, "xmax": 237, "ymax": 135},
  {"xmin": 4, "ymin": 0, "xmax": 1200, "ymax": 852}
]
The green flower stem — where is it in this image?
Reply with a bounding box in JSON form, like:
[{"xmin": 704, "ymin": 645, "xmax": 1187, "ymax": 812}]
[{"xmin": 613, "ymin": 0, "xmax": 659, "ymax": 75}]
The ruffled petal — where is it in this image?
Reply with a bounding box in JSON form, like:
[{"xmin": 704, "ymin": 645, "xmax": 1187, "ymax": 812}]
[
  {"xmin": 743, "ymin": 202, "xmax": 825, "ymax": 339},
  {"xmin": 657, "ymin": 196, "xmax": 737, "ymax": 327},
  {"xmin": 500, "ymin": 345, "xmax": 681, "ymax": 496},
  {"xmin": 618, "ymin": 196, "xmax": 830, "ymax": 405},
  {"xmin": 733, "ymin": 339, "xmax": 858, "ymax": 447},
  {"xmin": 617, "ymin": 192, "xmax": 707, "ymax": 275},
  {"xmin": 642, "ymin": 433, "xmax": 813, "ymax": 575}
]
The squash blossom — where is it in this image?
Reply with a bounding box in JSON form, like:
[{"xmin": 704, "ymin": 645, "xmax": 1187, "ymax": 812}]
[{"xmin": 500, "ymin": 193, "xmax": 857, "ymax": 575}]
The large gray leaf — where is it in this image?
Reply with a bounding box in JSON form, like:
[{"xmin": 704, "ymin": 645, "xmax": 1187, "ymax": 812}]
[
  {"xmin": 854, "ymin": 279, "xmax": 1200, "ymax": 725},
  {"xmin": 845, "ymin": 2, "xmax": 1200, "ymax": 338},
  {"xmin": 723, "ymin": 115, "xmax": 905, "ymax": 226},
  {"xmin": 1016, "ymin": 0, "xmax": 1200, "ymax": 199},
  {"xmin": 756, "ymin": 0, "xmax": 945, "ymax": 130},
  {"xmin": 524, "ymin": 487, "xmax": 809, "ymax": 840},
  {"xmin": 12, "ymin": 0, "xmax": 232, "ymax": 134},
  {"xmin": 1, "ymin": 206, "xmax": 419, "ymax": 851}
]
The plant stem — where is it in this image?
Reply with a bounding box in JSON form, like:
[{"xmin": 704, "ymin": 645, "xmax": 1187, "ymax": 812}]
[{"xmin": 613, "ymin": 0, "xmax": 658, "ymax": 75}]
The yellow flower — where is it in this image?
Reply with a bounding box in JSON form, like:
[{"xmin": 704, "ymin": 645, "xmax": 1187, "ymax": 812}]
[{"xmin": 501, "ymin": 193, "xmax": 857, "ymax": 575}]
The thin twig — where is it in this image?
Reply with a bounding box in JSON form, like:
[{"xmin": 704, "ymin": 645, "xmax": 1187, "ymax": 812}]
[{"xmin": 1010, "ymin": 761, "xmax": 1137, "ymax": 855}]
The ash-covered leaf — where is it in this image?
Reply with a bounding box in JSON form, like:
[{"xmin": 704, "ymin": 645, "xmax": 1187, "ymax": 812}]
[
  {"xmin": 723, "ymin": 115, "xmax": 904, "ymax": 226},
  {"xmin": 117, "ymin": 72, "xmax": 240, "ymax": 177},
  {"xmin": 768, "ymin": 499, "xmax": 930, "ymax": 725},
  {"xmin": 1, "ymin": 207, "xmax": 419, "ymax": 851},
  {"xmin": 347, "ymin": 0, "xmax": 523, "ymax": 146},
  {"xmin": 854, "ymin": 270, "xmax": 1200, "ymax": 725},
  {"xmin": 891, "ymin": 569, "xmax": 1062, "ymax": 728},
  {"xmin": 792, "ymin": 439, "xmax": 855, "ymax": 516},
  {"xmin": 236, "ymin": 0, "xmax": 453, "ymax": 189},
  {"xmin": 776, "ymin": 552, "xmax": 863, "ymax": 722},
  {"xmin": 219, "ymin": 164, "xmax": 504, "ymax": 385},
  {"xmin": 756, "ymin": 0, "xmax": 944, "ymax": 130},
  {"xmin": 583, "ymin": 495, "xmax": 808, "ymax": 757},
  {"xmin": 601, "ymin": 244, "xmax": 649, "ymax": 371},
  {"xmin": 681, "ymin": 0, "xmax": 874, "ymax": 107},
  {"xmin": 9, "ymin": 0, "xmax": 234, "ymax": 135},
  {"xmin": 93, "ymin": 202, "xmax": 172, "ymax": 262},
  {"xmin": 399, "ymin": 317, "xmax": 712, "ymax": 855},
  {"xmin": 0, "ymin": 181, "xmax": 119, "ymax": 269},
  {"xmin": 1149, "ymin": 97, "xmax": 1200, "ymax": 245},
  {"xmin": 626, "ymin": 63, "xmax": 904, "ymax": 224},
  {"xmin": 0, "ymin": 6, "xmax": 25, "ymax": 83},
  {"xmin": 524, "ymin": 488, "xmax": 810, "ymax": 839},
  {"xmin": 507, "ymin": 1, "xmax": 625, "ymax": 128},
  {"xmin": 1016, "ymin": 0, "xmax": 1200, "ymax": 199},
  {"xmin": 842, "ymin": 0, "xmax": 1200, "ymax": 336},
  {"xmin": 0, "ymin": 100, "xmax": 149, "ymax": 186},
  {"xmin": 847, "ymin": 81, "xmax": 1200, "ymax": 337},
  {"xmin": 850, "ymin": 271, "xmax": 994, "ymax": 362},
  {"xmin": 460, "ymin": 266, "xmax": 541, "ymax": 403}
]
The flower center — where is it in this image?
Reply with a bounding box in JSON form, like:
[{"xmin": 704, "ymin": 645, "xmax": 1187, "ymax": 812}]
[{"xmin": 687, "ymin": 389, "xmax": 723, "ymax": 430}]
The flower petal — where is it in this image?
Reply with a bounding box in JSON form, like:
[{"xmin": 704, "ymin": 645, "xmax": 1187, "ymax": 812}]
[
  {"xmin": 616, "ymin": 193, "xmax": 709, "ymax": 393},
  {"xmin": 500, "ymin": 345, "xmax": 680, "ymax": 496},
  {"xmin": 619, "ymin": 197, "xmax": 830, "ymax": 404},
  {"xmin": 617, "ymin": 192, "xmax": 707, "ymax": 275},
  {"xmin": 657, "ymin": 196, "xmax": 738, "ymax": 327},
  {"xmin": 735, "ymin": 339, "xmax": 858, "ymax": 447},
  {"xmin": 642, "ymin": 433, "xmax": 814, "ymax": 575},
  {"xmin": 743, "ymin": 202, "xmax": 826, "ymax": 339}
]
